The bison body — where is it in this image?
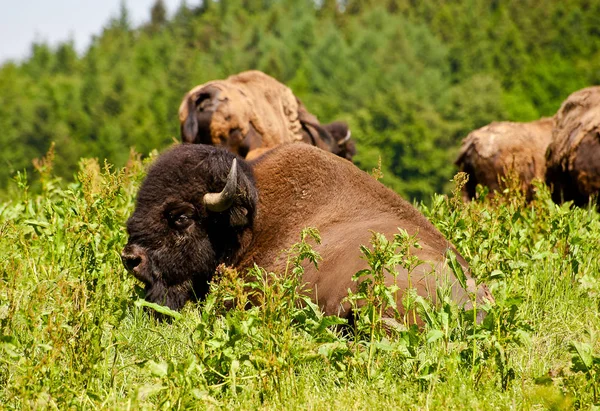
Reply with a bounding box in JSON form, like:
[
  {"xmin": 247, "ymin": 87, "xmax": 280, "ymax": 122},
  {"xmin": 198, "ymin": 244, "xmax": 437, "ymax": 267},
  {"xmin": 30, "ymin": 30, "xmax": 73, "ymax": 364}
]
[
  {"xmin": 545, "ymin": 86, "xmax": 600, "ymax": 206},
  {"xmin": 455, "ymin": 118, "xmax": 553, "ymax": 201},
  {"xmin": 178, "ymin": 70, "xmax": 355, "ymax": 161},
  {"xmin": 122, "ymin": 144, "xmax": 491, "ymax": 321}
]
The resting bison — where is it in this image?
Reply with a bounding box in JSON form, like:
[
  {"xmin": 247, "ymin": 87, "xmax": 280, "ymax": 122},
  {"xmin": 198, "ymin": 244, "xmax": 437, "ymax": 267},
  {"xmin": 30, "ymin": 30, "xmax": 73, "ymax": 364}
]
[
  {"xmin": 178, "ymin": 70, "xmax": 355, "ymax": 161},
  {"xmin": 545, "ymin": 86, "xmax": 600, "ymax": 206},
  {"xmin": 455, "ymin": 118, "xmax": 553, "ymax": 201},
  {"xmin": 121, "ymin": 144, "xmax": 491, "ymax": 322}
]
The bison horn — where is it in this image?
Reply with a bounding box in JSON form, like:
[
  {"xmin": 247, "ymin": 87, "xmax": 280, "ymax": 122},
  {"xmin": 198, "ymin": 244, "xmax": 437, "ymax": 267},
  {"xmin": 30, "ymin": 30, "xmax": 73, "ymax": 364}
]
[
  {"xmin": 338, "ymin": 130, "xmax": 352, "ymax": 146},
  {"xmin": 203, "ymin": 159, "xmax": 238, "ymax": 212}
]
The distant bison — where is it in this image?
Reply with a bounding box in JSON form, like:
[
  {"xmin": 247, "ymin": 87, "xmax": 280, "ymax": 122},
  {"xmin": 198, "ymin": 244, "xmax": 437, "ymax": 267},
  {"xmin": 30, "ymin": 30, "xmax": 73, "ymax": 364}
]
[
  {"xmin": 178, "ymin": 70, "xmax": 355, "ymax": 161},
  {"xmin": 323, "ymin": 121, "xmax": 356, "ymax": 161},
  {"xmin": 122, "ymin": 143, "xmax": 491, "ymax": 322},
  {"xmin": 545, "ymin": 86, "xmax": 600, "ymax": 206},
  {"xmin": 455, "ymin": 118, "xmax": 553, "ymax": 201}
]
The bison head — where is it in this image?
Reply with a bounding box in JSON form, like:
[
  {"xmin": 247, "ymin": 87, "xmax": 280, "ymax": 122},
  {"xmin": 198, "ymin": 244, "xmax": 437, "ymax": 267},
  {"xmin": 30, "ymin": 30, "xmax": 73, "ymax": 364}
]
[
  {"xmin": 323, "ymin": 121, "xmax": 356, "ymax": 161},
  {"xmin": 121, "ymin": 145, "xmax": 257, "ymax": 311},
  {"xmin": 180, "ymin": 86, "xmax": 263, "ymax": 158}
]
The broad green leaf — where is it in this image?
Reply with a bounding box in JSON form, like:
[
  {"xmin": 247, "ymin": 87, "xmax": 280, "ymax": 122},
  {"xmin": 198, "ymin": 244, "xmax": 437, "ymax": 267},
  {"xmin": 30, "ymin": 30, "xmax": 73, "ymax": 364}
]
[
  {"xmin": 446, "ymin": 249, "xmax": 467, "ymax": 290},
  {"xmin": 134, "ymin": 299, "xmax": 183, "ymax": 320},
  {"xmin": 426, "ymin": 329, "xmax": 444, "ymax": 344},
  {"xmin": 146, "ymin": 360, "xmax": 169, "ymax": 378},
  {"xmin": 569, "ymin": 341, "xmax": 593, "ymax": 373}
]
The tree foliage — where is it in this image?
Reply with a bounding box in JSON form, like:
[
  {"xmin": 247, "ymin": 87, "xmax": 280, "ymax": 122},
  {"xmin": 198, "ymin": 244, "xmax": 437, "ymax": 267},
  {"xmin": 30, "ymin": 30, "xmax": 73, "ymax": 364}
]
[{"xmin": 0, "ymin": 0, "xmax": 598, "ymax": 200}]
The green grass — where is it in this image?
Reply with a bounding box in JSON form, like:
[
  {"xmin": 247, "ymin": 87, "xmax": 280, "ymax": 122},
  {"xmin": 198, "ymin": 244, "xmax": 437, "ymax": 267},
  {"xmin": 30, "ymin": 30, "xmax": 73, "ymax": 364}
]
[{"xmin": 1, "ymin": 153, "xmax": 599, "ymax": 409}]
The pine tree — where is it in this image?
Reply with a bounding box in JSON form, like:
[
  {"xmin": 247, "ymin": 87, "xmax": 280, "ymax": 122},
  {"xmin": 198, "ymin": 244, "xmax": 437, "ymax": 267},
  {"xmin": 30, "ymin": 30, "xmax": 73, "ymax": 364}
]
[{"xmin": 150, "ymin": 0, "xmax": 167, "ymax": 30}]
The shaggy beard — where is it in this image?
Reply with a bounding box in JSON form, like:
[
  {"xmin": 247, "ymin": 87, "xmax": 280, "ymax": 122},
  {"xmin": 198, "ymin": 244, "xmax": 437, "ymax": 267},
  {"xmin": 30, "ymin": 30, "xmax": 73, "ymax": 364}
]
[{"xmin": 144, "ymin": 278, "xmax": 194, "ymax": 312}]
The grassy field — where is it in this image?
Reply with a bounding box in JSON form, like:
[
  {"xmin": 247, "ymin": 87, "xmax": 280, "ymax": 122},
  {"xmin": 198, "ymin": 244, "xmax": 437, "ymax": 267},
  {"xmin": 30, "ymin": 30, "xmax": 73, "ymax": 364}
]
[{"xmin": 1, "ymin": 150, "xmax": 599, "ymax": 410}]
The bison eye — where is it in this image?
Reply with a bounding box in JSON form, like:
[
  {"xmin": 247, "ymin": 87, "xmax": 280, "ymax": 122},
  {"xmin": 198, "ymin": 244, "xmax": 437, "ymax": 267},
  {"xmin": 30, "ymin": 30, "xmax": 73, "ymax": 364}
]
[
  {"xmin": 173, "ymin": 214, "xmax": 192, "ymax": 229},
  {"xmin": 165, "ymin": 206, "xmax": 196, "ymax": 230}
]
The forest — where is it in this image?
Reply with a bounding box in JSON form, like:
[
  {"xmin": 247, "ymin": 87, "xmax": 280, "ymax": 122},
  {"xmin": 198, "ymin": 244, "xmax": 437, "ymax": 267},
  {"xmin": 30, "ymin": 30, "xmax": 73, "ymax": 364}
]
[{"xmin": 1, "ymin": 0, "xmax": 599, "ymax": 200}]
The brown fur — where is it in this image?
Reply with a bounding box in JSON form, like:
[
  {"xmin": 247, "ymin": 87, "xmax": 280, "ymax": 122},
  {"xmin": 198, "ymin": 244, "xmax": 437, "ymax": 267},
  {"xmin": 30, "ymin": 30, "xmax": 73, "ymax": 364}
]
[
  {"xmin": 123, "ymin": 143, "xmax": 492, "ymax": 322},
  {"xmin": 455, "ymin": 118, "xmax": 553, "ymax": 201},
  {"xmin": 247, "ymin": 144, "xmax": 492, "ymax": 318},
  {"xmin": 178, "ymin": 70, "xmax": 355, "ymax": 161},
  {"xmin": 545, "ymin": 86, "xmax": 600, "ymax": 205},
  {"xmin": 179, "ymin": 71, "xmax": 303, "ymax": 153}
]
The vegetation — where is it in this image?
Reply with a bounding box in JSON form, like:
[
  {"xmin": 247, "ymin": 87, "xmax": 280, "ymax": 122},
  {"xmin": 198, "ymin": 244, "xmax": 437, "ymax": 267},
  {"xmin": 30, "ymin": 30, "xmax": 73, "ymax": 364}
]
[
  {"xmin": 2, "ymin": 1, "xmax": 600, "ymax": 408},
  {"xmin": 1, "ymin": 0, "xmax": 599, "ymax": 200},
  {"xmin": 1, "ymin": 152, "xmax": 599, "ymax": 409}
]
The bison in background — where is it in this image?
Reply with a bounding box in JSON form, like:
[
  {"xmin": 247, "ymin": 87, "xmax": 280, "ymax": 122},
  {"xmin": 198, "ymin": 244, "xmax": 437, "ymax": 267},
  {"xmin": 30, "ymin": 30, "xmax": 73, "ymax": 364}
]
[
  {"xmin": 122, "ymin": 143, "xmax": 492, "ymax": 324},
  {"xmin": 455, "ymin": 118, "xmax": 553, "ymax": 201},
  {"xmin": 323, "ymin": 121, "xmax": 356, "ymax": 161},
  {"xmin": 545, "ymin": 86, "xmax": 600, "ymax": 206},
  {"xmin": 178, "ymin": 70, "xmax": 356, "ymax": 161}
]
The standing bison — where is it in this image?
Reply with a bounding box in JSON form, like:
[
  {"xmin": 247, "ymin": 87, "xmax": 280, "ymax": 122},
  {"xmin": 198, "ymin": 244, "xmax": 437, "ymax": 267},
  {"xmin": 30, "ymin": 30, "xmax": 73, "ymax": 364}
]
[
  {"xmin": 122, "ymin": 143, "xmax": 491, "ymax": 322},
  {"xmin": 455, "ymin": 118, "xmax": 553, "ymax": 201},
  {"xmin": 179, "ymin": 70, "xmax": 355, "ymax": 161},
  {"xmin": 545, "ymin": 86, "xmax": 600, "ymax": 206}
]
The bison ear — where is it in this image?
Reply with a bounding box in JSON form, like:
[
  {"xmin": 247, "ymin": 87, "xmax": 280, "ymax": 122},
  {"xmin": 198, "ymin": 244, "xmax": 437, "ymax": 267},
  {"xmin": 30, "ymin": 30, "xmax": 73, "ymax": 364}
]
[
  {"xmin": 181, "ymin": 96, "xmax": 198, "ymax": 143},
  {"xmin": 302, "ymin": 121, "xmax": 338, "ymax": 153},
  {"xmin": 296, "ymin": 97, "xmax": 338, "ymax": 153},
  {"xmin": 229, "ymin": 206, "xmax": 250, "ymax": 227}
]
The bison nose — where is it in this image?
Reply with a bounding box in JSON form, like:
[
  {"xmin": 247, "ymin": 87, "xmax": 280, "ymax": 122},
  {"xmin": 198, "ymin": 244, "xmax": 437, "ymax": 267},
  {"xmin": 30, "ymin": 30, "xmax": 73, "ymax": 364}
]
[
  {"xmin": 121, "ymin": 245, "xmax": 146, "ymax": 274},
  {"xmin": 122, "ymin": 253, "xmax": 141, "ymax": 272}
]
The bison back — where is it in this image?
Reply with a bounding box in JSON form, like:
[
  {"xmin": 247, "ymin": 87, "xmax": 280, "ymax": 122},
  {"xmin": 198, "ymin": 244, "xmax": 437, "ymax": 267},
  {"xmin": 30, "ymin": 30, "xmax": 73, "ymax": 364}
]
[
  {"xmin": 456, "ymin": 118, "xmax": 553, "ymax": 201},
  {"xmin": 246, "ymin": 144, "xmax": 492, "ymax": 321}
]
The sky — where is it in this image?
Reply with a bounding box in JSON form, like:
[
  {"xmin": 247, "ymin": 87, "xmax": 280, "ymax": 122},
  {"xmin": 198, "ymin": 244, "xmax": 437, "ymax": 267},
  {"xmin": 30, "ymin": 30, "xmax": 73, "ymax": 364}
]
[{"xmin": 0, "ymin": 0, "xmax": 185, "ymax": 63}]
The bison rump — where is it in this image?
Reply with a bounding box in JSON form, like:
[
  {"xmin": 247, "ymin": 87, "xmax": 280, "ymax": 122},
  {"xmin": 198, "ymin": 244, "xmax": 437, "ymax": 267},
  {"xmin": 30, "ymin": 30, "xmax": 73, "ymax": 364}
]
[
  {"xmin": 455, "ymin": 118, "xmax": 553, "ymax": 201},
  {"xmin": 545, "ymin": 86, "xmax": 600, "ymax": 206}
]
